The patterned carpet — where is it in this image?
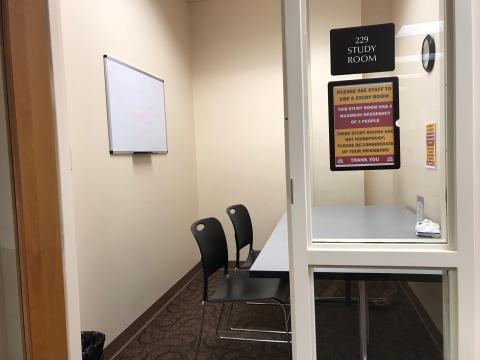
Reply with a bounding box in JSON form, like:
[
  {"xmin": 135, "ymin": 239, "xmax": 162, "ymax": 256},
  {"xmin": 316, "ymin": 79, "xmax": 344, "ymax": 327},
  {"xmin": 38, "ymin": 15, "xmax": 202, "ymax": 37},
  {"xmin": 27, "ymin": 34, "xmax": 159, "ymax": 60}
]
[{"xmin": 116, "ymin": 270, "xmax": 442, "ymax": 360}]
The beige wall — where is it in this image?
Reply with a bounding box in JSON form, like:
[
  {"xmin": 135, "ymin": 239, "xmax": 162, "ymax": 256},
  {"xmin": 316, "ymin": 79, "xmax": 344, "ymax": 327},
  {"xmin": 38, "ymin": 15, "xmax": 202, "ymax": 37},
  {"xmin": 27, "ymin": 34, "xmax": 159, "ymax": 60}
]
[
  {"xmin": 391, "ymin": 0, "xmax": 446, "ymax": 224},
  {"xmin": 409, "ymin": 282, "xmax": 443, "ymax": 332},
  {"xmin": 57, "ymin": 0, "xmax": 199, "ymax": 343},
  {"xmin": 191, "ymin": 0, "xmax": 366, "ymax": 261},
  {"xmin": 362, "ymin": 0, "xmax": 446, "ymax": 225},
  {"xmin": 49, "ymin": 0, "xmax": 83, "ymax": 356},
  {"xmin": 191, "ymin": 0, "xmax": 287, "ymax": 257},
  {"xmin": 309, "ymin": 0, "xmax": 365, "ymax": 206}
]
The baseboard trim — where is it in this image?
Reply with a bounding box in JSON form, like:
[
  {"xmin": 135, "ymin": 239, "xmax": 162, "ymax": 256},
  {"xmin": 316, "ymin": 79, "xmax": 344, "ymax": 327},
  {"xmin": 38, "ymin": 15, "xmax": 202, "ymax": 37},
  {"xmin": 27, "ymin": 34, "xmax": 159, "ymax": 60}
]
[
  {"xmin": 104, "ymin": 262, "xmax": 202, "ymax": 359},
  {"xmin": 399, "ymin": 282, "xmax": 443, "ymax": 355}
]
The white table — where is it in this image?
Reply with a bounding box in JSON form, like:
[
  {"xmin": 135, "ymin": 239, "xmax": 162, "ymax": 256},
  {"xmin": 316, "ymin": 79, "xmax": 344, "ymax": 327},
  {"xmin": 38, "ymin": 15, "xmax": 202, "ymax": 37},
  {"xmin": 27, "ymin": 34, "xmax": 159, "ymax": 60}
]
[{"xmin": 249, "ymin": 206, "xmax": 443, "ymax": 360}]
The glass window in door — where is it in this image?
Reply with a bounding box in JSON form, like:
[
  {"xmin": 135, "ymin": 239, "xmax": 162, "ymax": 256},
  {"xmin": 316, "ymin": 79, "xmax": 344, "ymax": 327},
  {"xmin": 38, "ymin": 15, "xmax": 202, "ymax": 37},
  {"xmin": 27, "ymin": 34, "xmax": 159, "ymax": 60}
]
[{"xmin": 308, "ymin": 0, "xmax": 449, "ymax": 243}]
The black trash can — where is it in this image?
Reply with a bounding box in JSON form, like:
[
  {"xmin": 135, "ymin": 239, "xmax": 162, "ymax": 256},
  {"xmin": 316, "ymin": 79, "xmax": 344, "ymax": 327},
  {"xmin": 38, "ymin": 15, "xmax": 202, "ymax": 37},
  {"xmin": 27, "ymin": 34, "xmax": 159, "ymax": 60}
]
[{"xmin": 81, "ymin": 331, "xmax": 105, "ymax": 360}]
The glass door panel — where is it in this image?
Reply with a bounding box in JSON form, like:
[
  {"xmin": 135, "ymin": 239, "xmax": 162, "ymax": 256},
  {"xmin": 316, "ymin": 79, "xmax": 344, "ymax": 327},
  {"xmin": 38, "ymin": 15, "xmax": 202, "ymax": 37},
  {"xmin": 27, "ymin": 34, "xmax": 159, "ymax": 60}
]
[
  {"xmin": 313, "ymin": 278, "xmax": 445, "ymax": 360},
  {"xmin": 282, "ymin": 0, "xmax": 475, "ymax": 359},
  {"xmin": 308, "ymin": 0, "xmax": 449, "ymax": 243}
]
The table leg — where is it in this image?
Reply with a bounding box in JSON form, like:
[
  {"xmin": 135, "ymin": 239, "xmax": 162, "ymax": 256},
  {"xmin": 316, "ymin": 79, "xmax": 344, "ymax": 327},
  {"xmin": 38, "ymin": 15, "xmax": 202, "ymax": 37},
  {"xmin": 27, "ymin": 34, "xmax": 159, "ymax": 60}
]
[
  {"xmin": 346, "ymin": 279, "xmax": 352, "ymax": 305},
  {"xmin": 366, "ymin": 290, "xmax": 370, "ymax": 345},
  {"xmin": 358, "ymin": 280, "xmax": 368, "ymax": 360}
]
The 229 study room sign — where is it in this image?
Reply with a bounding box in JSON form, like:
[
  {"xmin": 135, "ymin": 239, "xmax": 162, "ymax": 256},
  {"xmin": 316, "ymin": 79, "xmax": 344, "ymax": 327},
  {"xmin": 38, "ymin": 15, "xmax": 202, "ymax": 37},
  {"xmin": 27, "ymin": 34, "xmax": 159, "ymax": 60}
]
[{"xmin": 330, "ymin": 23, "xmax": 395, "ymax": 75}]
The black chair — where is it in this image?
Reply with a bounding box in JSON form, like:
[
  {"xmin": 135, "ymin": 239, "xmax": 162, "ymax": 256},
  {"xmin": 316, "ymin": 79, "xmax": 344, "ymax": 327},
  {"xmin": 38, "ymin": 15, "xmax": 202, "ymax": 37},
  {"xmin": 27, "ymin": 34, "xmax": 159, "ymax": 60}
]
[
  {"xmin": 226, "ymin": 205, "xmax": 354, "ymax": 306},
  {"xmin": 191, "ymin": 217, "xmax": 291, "ymax": 359},
  {"xmin": 226, "ymin": 204, "xmax": 261, "ymax": 271}
]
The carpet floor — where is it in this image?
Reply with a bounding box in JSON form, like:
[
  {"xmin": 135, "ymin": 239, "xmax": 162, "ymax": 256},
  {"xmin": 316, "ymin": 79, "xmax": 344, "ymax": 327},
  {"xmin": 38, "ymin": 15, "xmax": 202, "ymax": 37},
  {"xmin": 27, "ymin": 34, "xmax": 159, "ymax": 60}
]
[{"xmin": 116, "ymin": 270, "xmax": 442, "ymax": 360}]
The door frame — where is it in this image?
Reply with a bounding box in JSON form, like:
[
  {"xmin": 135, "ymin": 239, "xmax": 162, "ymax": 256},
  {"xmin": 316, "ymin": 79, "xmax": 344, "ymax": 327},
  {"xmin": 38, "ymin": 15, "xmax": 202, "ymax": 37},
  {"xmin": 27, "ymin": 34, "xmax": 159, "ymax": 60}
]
[
  {"xmin": 1, "ymin": 0, "xmax": 69, "ymax": 358},
  {"xmin": 282, "ymin": 0, "xmax": 480, "ymax": 359}
]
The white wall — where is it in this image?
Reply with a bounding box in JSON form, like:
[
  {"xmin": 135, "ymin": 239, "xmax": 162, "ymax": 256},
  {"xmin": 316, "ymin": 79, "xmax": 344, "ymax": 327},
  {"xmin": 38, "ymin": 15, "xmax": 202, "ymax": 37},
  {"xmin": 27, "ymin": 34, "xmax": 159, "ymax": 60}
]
[
  {"xmin": 56, "ymin": 0, "xmax": 200, "ymax": 344},
  {"xmin": 191, "ymin": 0, "xmax": 287, "ymax": 258}
]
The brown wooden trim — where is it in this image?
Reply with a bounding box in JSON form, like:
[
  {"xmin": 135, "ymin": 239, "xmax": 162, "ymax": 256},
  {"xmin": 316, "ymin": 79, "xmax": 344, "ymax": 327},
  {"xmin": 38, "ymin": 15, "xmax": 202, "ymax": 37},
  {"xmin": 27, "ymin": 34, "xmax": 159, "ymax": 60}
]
[
  {"xmin": 2, "ymin": 0, "xmax": 68, "ymax": 359},
  {"xmin": 399, "ymin": 282, "xmax": 443, "ymax": 355},
  {"xmin": 104, "ymin": 263, "xmax": 202, "ymax": 359}
]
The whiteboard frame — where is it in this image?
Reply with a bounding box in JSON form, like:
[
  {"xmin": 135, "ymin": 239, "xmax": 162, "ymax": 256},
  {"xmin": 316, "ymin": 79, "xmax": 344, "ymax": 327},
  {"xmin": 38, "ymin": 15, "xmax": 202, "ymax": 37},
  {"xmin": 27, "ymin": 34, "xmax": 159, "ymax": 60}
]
[{"xmin": 103, "ymin": 55, "xmax": 168, "ymax": 155}]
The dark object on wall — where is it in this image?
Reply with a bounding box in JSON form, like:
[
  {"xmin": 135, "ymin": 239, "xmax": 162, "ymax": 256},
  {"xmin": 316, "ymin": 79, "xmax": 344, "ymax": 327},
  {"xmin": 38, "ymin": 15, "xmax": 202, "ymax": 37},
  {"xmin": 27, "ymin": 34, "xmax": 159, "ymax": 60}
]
[
  {"xmin": 81, "ymin": 331, "xmax": 105, "ymax": 360},
  {"xmin": 422, "ymin": 35, "xmax": 436, "ymax": 72},
  {"xmin": 328, "ymin": 77, "xmax": 401, "ymax": 171},
  {"xmin": 330, "ymin": 23, "xmax": 395, "ymax": 75}
]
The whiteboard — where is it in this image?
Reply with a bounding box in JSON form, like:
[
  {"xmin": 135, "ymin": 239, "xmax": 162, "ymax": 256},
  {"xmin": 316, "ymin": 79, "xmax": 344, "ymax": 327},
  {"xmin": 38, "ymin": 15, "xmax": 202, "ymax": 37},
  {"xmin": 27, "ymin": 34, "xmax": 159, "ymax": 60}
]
[{"xmin": 104, "ymin": 56, "xmax": 168, "ymax": 154}]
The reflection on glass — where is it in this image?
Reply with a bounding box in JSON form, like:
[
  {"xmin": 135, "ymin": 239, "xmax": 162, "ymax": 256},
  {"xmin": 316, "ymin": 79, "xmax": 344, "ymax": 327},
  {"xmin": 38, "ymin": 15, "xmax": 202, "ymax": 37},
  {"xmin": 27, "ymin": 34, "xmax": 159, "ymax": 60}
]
[
  {"xmin": 0, "ymin": 41, "xmax": 24, "ymax": 359},
  {"xmin": 313, "ymin": 279, "xmax": 444, "ymax": 359},
  {"xmin": 308, "ymin": 0, "xmax": 448, "ymax": 243}
]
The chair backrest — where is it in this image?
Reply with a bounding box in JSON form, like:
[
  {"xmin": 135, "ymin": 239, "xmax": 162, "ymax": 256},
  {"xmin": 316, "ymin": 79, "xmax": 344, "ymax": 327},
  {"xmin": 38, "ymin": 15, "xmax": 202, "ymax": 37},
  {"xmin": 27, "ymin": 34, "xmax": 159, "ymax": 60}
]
[
  {"xmin": 191, "ymin": 217, "xmax": 229, "ymax": 300},
  {"xmin": 226, "ymin": 204, "xmax": 253, "ymax": 266}
]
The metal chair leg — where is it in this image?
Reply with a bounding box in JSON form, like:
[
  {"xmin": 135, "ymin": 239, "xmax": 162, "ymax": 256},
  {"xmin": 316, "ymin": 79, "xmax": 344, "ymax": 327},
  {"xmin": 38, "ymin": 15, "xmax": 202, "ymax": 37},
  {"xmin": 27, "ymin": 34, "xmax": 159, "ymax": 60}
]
[
  {"xmin": 215, "ymin": 303, "xmax": 226, "ymax": 339},
  {"xmin": 227, "ymin": 327, "xmax": 292, "ymax": 335},
  {"xmin": 216, "ymin": 300, "xmax": 292, "ymax": 345},
  {"xmin": 314, "ymin": 295, "xmax": 385, "ymax": 305},
  {"xmin": 346, "ymin": 279, "xmax": 352, "ymax": 305},
  {"xmin": 358, "ymin": 281, "xmax": 368, "ymax": 360},
  {"xmin": 229, "ymin": 300, "xmax": 291, "ymax": 334},
  {"xmin": 194, "ymin": 301, "xmax": 206, "ymax": 360},
  {"xmin": 245, "ymin": 301, "xmax": 290, "ymax": 306},
  {"xmin": 217, "ymin": 301, "xmax": 287, "ymax": 343},
  {"xmin": 278, "ymin": 301, "xmax": 292, "ymax": 359},
  {"xmin": 225, "ymin": 302, "xmax": 234, "ymax": 330}
]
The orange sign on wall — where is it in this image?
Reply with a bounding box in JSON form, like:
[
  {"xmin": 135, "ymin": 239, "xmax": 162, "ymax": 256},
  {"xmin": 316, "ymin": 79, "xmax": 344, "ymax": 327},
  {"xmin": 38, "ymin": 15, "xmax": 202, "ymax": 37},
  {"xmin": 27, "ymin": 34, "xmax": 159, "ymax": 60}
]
[
  {"xmin": 328, "ymin": 77, "xmax": 400, "ymax": 171},
  {"xmin": 426, "ymin": 122, "xmax": 436, "ymax": 169}
]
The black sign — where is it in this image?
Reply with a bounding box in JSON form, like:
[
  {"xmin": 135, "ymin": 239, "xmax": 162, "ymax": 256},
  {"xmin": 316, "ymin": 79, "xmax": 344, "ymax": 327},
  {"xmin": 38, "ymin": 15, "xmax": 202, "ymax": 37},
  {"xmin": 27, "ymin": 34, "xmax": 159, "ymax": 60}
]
[
  {"xmin": 328, "ymin": 77, "xmax": 400, "ymax": 171},
  {"xmin": 330, "ymin": 23, "xmax": 395, "ymax": 75}
]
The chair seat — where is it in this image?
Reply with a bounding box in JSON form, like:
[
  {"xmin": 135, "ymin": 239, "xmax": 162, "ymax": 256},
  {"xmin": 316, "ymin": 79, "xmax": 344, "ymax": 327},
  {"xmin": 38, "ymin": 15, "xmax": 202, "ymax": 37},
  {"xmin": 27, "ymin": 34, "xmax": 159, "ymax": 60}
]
[
  {"xmin": 209, "ymin": 272, "xmax": 289, "ymax": 304},
  {"xmin": 239, "ymin": 249, "xmax": 261, "ymax": 269}
]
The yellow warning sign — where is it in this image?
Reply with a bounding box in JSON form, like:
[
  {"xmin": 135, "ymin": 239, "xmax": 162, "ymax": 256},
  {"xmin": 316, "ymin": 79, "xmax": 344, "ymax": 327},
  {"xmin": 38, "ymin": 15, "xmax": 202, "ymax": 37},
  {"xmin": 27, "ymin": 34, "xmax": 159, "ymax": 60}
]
[{"xmin": 426, "ymin": 122, "xmax": 436, "ymax": 169}]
